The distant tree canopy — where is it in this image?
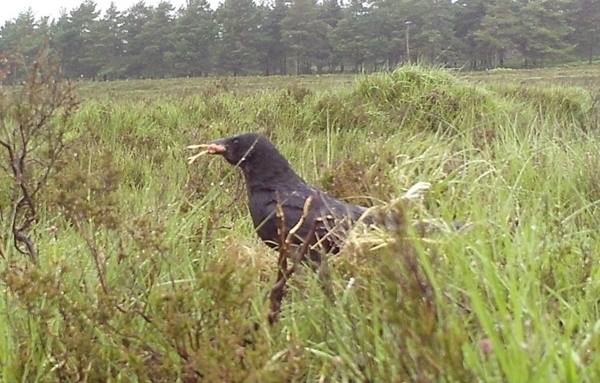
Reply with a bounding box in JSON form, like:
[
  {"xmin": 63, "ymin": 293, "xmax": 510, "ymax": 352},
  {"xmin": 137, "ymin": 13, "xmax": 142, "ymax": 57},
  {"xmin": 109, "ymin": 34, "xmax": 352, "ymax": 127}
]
[{"xmin": 1, "ymin": 0, "xmax": 598, "ymax": 82}]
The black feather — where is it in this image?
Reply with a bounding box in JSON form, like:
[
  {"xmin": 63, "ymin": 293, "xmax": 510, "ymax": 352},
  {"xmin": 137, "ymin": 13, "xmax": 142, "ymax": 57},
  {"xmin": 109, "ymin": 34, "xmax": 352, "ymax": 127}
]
[{"xmin": 207, "ymin": 133, "xmax": 371, "ymax": 261}]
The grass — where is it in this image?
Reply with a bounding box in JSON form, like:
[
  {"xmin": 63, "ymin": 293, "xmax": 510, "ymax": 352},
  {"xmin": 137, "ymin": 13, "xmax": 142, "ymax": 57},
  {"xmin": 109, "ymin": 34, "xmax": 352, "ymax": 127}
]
[{"xmin": 1, "ymin": 64, "xmax": 600, "ymax": 382}]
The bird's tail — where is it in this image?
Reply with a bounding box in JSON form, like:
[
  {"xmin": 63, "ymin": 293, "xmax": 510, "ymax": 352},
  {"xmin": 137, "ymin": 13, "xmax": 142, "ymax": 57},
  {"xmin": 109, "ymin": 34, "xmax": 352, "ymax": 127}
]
[{"xmin": 358, "ymin": 181, "xmax": 473, "ymax": 235}]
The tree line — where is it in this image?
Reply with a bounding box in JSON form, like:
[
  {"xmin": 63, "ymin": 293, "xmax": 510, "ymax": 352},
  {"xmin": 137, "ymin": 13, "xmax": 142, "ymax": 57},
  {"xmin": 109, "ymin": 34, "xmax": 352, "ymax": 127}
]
[{"xmin": 1, "ymin": 0, "xmax": 598, "ymax": 83}]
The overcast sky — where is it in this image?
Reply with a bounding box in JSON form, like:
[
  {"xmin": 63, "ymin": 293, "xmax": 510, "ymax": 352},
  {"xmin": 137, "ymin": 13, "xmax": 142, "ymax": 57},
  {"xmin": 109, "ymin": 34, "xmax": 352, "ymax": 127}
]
[{"xmin": 1, "ymin": 0, "xmax": 223, "ymax": 26}]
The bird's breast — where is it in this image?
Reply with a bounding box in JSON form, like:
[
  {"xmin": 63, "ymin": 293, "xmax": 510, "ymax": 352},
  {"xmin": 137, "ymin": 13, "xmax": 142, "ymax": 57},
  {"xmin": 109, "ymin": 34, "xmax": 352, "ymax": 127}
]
[{"xmin": 246, "ymin": 188, "xmax": 281, "ymax": 243}]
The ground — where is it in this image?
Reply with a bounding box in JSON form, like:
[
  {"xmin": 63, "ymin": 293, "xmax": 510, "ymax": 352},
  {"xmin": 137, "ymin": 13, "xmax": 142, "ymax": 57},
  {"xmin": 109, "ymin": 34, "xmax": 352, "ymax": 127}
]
[{"xmin": 1, "ymin": 64, "xmax": 600, "ymax": 382}]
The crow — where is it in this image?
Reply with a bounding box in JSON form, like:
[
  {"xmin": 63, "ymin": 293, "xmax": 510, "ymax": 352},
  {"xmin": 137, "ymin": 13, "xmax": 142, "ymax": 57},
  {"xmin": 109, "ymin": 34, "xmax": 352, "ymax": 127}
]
[
  {"xmin": 192, "ymin": 133, "xmax": 470, "ymax": 324},
  {"xmin": 198, "ymin": 132, "xmax": 373, "ymax": 263}
]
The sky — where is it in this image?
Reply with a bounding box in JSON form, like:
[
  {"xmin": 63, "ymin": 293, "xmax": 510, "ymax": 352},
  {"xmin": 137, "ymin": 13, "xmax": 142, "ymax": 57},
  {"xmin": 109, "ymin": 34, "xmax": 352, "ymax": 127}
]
[{"xmin": 1, "ymin": 0, "xmax": 223, "ymax": 26}]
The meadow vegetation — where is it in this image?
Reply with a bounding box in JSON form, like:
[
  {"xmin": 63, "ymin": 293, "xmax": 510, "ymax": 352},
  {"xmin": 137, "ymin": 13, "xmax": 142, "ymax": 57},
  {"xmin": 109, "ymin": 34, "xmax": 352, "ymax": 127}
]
[{"xmin": 1, "ymin": 54, "xmax": 600, "ymax": 382}]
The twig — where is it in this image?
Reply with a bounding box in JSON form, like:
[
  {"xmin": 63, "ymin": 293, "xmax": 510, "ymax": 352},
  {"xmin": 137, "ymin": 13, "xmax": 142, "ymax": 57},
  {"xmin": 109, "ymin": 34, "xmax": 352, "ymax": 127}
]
[{"xmin": 269, "ymin": 196, "xmax": 314, "ymax": 325}]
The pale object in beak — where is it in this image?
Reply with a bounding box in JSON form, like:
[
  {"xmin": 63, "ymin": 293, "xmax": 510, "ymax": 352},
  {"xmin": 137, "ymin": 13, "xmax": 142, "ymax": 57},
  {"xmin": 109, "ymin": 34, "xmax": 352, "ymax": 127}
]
[{"xmin": 186, "ymin": 143, "xmax": 227, "ymax": 164}]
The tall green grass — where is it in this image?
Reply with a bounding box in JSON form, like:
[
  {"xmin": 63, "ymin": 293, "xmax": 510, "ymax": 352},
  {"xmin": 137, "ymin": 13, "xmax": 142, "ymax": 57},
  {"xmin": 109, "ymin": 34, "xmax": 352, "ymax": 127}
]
[{"xmin": 1, "ymin": 65, "xmax": 600, "ymax": 382}]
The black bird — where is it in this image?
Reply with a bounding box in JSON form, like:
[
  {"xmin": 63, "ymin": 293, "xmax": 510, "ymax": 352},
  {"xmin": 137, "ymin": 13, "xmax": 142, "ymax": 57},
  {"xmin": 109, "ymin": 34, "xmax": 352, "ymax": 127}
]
[
  {"xmin": 194, "ymin": 133, "xmax": 468, "ymax": 324},
  {"xmin": 201, "ymin": 132, "xmax": 372, "ymax": 262}
]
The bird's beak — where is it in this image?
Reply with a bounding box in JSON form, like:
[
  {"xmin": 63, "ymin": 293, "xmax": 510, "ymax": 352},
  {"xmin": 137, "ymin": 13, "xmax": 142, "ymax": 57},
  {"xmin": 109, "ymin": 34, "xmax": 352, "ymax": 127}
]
[
  {"xmin": 186, "ymin": 139, "xmax": 227, "ymax": 164},
  {"xmin": 205, "ymin": 142, "xmax": 227, "ymax": 154}
]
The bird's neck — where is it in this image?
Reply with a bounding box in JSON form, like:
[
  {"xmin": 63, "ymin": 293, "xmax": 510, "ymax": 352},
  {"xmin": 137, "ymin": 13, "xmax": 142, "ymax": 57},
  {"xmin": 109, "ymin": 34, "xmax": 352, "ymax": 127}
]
[{"xmin": 241, "ymin": 160, "xmax": 304, "ymax": 191}]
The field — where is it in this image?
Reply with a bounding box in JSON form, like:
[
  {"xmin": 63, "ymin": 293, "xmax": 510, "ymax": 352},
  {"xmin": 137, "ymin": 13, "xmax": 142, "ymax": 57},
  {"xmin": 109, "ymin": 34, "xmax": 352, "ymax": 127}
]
[{"xmin": 1, "ymin": 63, "xmax": 600, "ymax": 382}]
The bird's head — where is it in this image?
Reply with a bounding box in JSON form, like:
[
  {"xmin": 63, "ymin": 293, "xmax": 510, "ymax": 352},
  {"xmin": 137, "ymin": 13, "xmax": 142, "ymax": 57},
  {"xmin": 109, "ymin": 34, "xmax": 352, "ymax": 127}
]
[
  {"xmin": 188, "ymin": 132, "xmax": 303, "ymax": 186},
  {"xmin": 203, "ymin": 133, "xmax": 270, "ymax": 166}
]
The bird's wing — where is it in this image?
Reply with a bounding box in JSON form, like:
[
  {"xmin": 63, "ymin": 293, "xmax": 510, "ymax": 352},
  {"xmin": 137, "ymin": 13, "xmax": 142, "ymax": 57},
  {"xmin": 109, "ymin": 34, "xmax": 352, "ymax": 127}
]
[{"xmin": 251, "ymin": 183, "xmax": 368, "ymax": 254}]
